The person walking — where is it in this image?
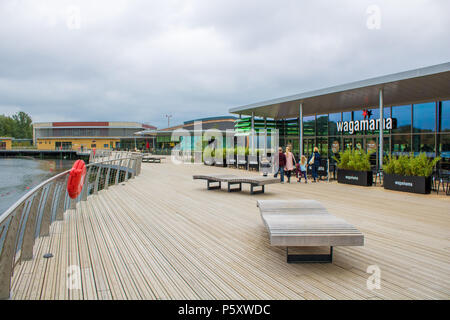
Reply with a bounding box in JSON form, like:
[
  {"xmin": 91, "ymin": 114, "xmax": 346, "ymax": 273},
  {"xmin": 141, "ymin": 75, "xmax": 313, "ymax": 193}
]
[
  {"xmin": 284, "ymin": 146, "xmax": 296, "ymax": 183},
  {"xmin": 297, "ymin": 155, "xmax": 308, "ymax": 183},
  {"xmin": 309, "ymin": 147, "xmax": 321, "ymax": 182},
  {"xmin": 274, "ymin": 147, "xmax": 286, "ymax": 183}
]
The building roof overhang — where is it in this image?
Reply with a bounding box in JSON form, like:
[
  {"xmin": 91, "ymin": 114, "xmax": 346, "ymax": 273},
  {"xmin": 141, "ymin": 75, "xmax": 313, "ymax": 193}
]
[{"xmin": 229, "ymin": 62, "xmax": 450, "ymax": 119}]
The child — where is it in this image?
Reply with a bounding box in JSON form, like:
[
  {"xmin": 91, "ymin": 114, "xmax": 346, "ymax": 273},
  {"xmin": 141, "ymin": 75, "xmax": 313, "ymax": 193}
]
[{"xmin": 297, "ymin": 155, "xmax": 308, "ymax": 183}]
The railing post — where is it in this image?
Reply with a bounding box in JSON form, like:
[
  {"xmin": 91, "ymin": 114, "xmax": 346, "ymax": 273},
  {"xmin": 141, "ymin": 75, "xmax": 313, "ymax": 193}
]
[
  {"xmin": 0, "ymin": 203, "xmax": 25, "ymax": 300},
  {"xmin": 39, "ymin": 182, "xmax": 57, "ymax": 237},
  {"xmin": 81, "ymin": 166, "xmax": 92, "ymax": 201},
  {"xmin": 115, "ymin": 159, "xmax": 122, "ymax": 185},
  {"xmin": 56, "ymin": 176, "xmax": 68, "ymax": 220},
  {"xmin": 130, "ymin": 158, "xmax": 136, "ymax": 179},
  {"xmin": 20, "ymin": 189, "xmax": 43, "ymax": 261},
  {"xmin": 104, "ymin": 161, "xmax": 112, "ymax": 189},
  {"xmin": 137, "ymin": 157, "xmax": 142, "ymax": 176},
  {"xmin": 124, "ymin": 158, "xmax": 131, "ymax": 182},
  {"xmin": 93, "ymin": 165, "xmax": 102, "ymax": 195}
]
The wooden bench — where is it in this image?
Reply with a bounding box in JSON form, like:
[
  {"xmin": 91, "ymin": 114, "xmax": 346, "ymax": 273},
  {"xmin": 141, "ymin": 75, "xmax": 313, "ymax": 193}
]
[
  {"xmin": 142, "ymin": 156, "xmax": 164, "ymax": 163},
  {"xmin": 257, "ymin": 200, "xmax": 364, "ymax": 263},
  {"xmin": 193, "ymin": 174, "xmax": 279, "ymax": 194}
]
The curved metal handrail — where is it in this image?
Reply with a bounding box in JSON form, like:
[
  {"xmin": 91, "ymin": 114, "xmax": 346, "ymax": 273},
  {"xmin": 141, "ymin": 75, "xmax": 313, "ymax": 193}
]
[{"xmin": 0, "ymin": 152, "xmax": 143, "ymax": 299}]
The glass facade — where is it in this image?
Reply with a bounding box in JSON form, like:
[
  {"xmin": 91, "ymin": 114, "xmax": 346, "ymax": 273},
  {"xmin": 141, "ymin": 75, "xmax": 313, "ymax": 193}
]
[
  {"xmin": 413, "ymin": 102, "xmax": 435, "ymax": 133},
  {"xmin": 272, "ymin": 99, "xmax": 449, "ymax": 168}
]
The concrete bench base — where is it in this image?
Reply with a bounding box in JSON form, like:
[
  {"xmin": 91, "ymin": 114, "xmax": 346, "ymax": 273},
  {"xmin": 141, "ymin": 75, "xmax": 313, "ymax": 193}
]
[{"xmin": 287, "ymin": 247, "xmax": 333, "ymax": 263}]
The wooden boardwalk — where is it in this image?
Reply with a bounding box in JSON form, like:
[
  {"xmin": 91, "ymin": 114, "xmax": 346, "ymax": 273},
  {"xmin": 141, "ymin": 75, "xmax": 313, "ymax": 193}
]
[{"xmin": 10, "ymin": 161, "xmax": 450, "ymax": 299}]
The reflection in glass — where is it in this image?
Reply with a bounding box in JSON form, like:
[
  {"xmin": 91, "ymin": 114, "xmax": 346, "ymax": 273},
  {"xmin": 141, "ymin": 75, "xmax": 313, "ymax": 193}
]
[
  {"xmin": 343, "ymin": 138, "xmax": 352, "ymax": 150},
  {"xmin": 412, "ymin": 134, "xmax": 435, "ymax": 157},
  {"xmin": 328, "ymin": 113, "xmax": 341, "ymax": 136},
  {"xmin": 392, "ymin": 105, "xmax": 411, "ymax": 134},
  {"xmin": 316, "ymin": 138, "xmax": 328, "ymax": 157},
  {"xmin": 438, "ymin": 134, "xmax": 450, "ymax": 169},
  {"xmin": 392, "ymin": 135, "xmax": 411, "ymax": 155},
  {"xmin": 316, "ymin": 114, "xmax": 328, "ymax": 136},
  {"xmin": 440, "ymin": 100, "xmax": 450, "ymax": 132},
  {"xmin": 303, "ymin": 116, "xmax": 315, "ymax": 136},
  {"xmin": 413, "ymin": 102, "xmax": 435, "ymax": 133}
]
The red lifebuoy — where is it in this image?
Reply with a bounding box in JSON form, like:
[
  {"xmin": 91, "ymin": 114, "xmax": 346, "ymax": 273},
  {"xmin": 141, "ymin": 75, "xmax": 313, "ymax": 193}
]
[{"xmin": 67, "ymin": 160, "xmax": 87, "ymax": 199}]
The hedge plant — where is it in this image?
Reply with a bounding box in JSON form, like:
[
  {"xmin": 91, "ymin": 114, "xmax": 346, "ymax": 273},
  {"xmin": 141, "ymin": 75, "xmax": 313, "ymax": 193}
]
[
  {"xmin": 333, "ymin": 149, "xmax": 373, "ymax": 172},
  {"xmin": 383, "ymin": 153, "xmax": 440, "ymax": 177}
]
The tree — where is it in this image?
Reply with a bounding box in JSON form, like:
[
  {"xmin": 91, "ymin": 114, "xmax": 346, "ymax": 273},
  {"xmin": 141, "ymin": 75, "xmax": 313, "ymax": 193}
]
[{"xmin": 0, "ymin": 111, "xmax": 33, "ymax": 139}]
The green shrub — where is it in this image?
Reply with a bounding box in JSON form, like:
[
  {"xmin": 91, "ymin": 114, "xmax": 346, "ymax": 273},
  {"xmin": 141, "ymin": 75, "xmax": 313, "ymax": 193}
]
[
  {"xmin": 334, "ymin": 149, "xmax": 372, "ymax": 171},
  {"xmin": 384, "ymin": 153, "xmax": 440, "ymax": 177}
]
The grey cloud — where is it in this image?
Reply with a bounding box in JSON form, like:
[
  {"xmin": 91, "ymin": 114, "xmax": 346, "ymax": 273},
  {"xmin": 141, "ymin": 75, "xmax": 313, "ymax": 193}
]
[{"xmin": 0, "ymin": 0, "xmax": 449, "ymax": 128}]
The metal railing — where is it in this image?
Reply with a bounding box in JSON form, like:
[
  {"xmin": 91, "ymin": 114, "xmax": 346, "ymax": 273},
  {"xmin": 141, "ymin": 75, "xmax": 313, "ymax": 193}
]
[{"xmin": 0, "ymin": 152, "xmax": 143, "ymax": 299}]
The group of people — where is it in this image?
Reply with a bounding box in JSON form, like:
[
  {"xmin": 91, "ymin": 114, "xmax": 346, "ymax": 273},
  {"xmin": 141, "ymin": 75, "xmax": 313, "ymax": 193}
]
[{"xmin": 274, "ymin": 146, "xmax": 321, "ymax": 183}]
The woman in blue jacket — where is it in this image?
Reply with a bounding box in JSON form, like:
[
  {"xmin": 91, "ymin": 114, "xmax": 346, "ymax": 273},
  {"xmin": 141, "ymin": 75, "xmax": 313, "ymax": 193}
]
[{"xmin": 309, "ymin": 147, "xmax": 321, "ymax": 182}]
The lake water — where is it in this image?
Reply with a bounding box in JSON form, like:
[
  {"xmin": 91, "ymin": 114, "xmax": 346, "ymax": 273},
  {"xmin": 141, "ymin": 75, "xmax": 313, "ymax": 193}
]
[{"xmin": 0, "ymin": 158, "xmax": 75, "ymax": 215}]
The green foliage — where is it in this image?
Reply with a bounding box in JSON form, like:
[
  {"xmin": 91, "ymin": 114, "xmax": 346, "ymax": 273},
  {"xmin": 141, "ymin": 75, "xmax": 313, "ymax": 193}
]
[
  {"xmin": 333, "ymin": 149, "xmax": 372, "ymax": 172},
  {"xmin": 0, "ymin": 111, "xmax": 33, "ymax": 139},
  {"xmin": 384, "ymin": 153, "xmax": 440, "ymax": 177}
]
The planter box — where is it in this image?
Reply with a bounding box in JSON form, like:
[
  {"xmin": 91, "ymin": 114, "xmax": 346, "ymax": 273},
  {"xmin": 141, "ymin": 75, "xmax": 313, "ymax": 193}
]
[
  {"xmin": 203, "ymin": 158, "xmax": 215, "ymax": 166},
  {"xmin": 337, "ymin": 169, "xmax": 373, "ymax": 186},
  {"xmin": 383, "ymin": 174, "xmax": 431, "ymax": 194},
  {"xmin": 214, "ymin": 159, "xmax": 227, "ymax": 167}
]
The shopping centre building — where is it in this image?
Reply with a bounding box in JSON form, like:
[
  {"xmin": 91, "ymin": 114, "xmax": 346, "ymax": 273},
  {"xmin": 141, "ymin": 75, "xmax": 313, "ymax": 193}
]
[
  {"xmin": 33, "ymin": 121, "xmax": 156, "ymax": 151},
  {"xmin": 136, "ymin": 116, "xmax": 237, "ymax": 152},
  {"xmin": 229, "ymin": 62, "xmax": 450, "ymax": 168}
]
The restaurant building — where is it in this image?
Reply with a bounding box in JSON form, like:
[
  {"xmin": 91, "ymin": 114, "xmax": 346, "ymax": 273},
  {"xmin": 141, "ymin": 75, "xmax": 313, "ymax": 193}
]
[
  {"xmin": 33, "ymin": 121, "xmax": 156, "ymax": 151},
  {"xmin": 229, "ymin": 63, "xmax": 450, "ymax": 168}
]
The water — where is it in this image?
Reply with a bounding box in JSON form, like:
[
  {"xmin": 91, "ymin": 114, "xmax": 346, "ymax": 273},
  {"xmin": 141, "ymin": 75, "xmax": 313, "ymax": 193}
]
[{"xmin": 0, "ymin": 158, "xmax": 75, "ymax": 215}]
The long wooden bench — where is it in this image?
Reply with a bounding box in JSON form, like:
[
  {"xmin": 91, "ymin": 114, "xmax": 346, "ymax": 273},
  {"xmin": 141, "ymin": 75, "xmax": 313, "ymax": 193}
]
[
  {"xmin": 257, "ymin": 200, "xmax": 364, "ymax": 263},
  {"xmin": 193, "ymin": 174, "xmax": 279, "ymax": 194},
  {"xmin": 142, "ymin": 156, "xmax": 164, "ymax": 163}
]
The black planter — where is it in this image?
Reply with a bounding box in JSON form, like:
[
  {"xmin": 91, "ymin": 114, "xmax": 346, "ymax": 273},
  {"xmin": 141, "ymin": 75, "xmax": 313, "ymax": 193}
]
[
  {"xmin": 383, "ymin": 174, "xmax": 431, "ymax": 194},
  {"xmin": 337, "ymin": 169, "xmax": 373, "ymax": 186},
  {"xmin": 214, "ymin": 159, "xmax": 227, "ymax": 167}
]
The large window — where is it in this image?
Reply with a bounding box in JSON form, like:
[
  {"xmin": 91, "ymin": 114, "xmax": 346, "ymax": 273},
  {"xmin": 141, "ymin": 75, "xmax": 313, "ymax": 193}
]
[
  {"xmin": 413, "ymin": 102, "xmax": 436, "ymax": 133},
  {"xmin": 316, "ymin": 138, "xmax": 328, "ymax": 157},
  {"xmin": 392, "ymin": 105, "xmax": 411, "ymax": 134},
  {"xmin": 392, "ymin": 135, "xmax": 411, "ymax": 155},
  {"xmin": 316, "ymin": 114, "xmax": 328, "ymax": 136},
  {"xmin": 412, "ymin": 134, "xmax": 435, "ymax": 156},
  {"xmin": 328, "ymin": 113, "xmax": 341, "ymax": 136},
  {"xmin": 303, "ymin": 116, "xmax": 315, "ymax": 136},
  {"xmin": 440, "ymin": 100, "xmax": 450, "ymax": 132}
]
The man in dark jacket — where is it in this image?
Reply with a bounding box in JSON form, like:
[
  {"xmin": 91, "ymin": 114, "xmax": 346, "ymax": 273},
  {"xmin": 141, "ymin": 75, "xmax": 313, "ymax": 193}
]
[{"xmin": 274, "ymin": 147, "xmax": 286, "ymax": 183}]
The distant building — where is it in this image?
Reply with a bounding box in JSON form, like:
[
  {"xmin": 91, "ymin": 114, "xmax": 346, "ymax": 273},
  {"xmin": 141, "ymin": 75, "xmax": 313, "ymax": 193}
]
[
  {"xmin": 33, "ymin": 121, "xmax": 156, "ymax": 151},
  {"xmin": 0, "ymin": 137, "xmax": 13, "ymax": 150},
  {"xmin": 136, "ymin": 116, "xmax": 237, "ymax": 151}
]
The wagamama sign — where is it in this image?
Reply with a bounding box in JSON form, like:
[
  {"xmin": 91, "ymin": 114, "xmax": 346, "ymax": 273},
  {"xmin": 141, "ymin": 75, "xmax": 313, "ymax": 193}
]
[{"xmin": 337, "ymin": 110, "xmax": 394, "ymax": 134}]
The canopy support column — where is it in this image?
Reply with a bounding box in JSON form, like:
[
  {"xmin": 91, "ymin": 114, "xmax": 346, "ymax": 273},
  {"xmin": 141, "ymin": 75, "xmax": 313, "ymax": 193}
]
[
  {"xmin": 264, "ymin": 117, "xmax": 267, "ymax": 155},
  {"xmin": 379, "ymin": 89, "xmax": 384, "ymax": 169},
  {"xmin": 299, "ymin": 103, "xmax": 303, "ymax": 158},
  {"xmin": 251, "ymin": 112, "xmax": 255, "ymax": 155}
]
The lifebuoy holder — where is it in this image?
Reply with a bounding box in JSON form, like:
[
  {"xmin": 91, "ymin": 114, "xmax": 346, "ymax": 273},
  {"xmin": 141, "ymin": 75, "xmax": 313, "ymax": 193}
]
[{"xmin": 67, "ymin": 160, "xmax": 87, "ymax": 199}]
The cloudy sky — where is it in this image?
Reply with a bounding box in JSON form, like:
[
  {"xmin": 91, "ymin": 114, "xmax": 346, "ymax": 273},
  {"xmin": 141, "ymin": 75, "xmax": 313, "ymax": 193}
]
[{"xmin": 0, "ymin": 0, "xmax": 449, "ymax": 128}]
